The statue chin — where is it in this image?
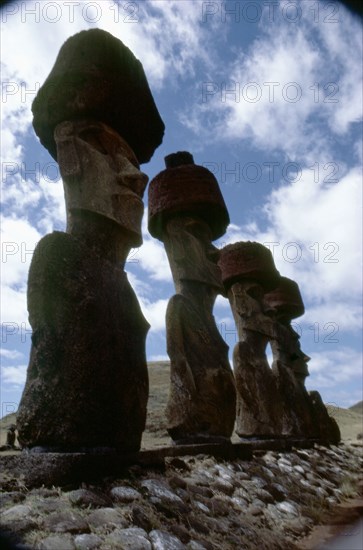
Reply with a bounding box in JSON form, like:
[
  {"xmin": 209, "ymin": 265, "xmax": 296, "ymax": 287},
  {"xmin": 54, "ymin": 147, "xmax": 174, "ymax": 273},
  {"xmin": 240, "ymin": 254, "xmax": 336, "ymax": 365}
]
[{"xmin": 175, "ymin": 259, "xmax": 223, "ymax": 291}]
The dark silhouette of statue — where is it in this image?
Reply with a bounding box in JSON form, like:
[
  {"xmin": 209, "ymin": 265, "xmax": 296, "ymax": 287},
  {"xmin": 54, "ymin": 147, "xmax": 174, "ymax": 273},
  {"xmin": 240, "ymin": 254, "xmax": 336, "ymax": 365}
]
[
  {"xmin": 148, "ymin": 152, "xmax": 236, "ymax": 444},
  {"xmin": 219, "ymin": 242, "xmax": 283, "ymax": 438},
  {"xmin": 17, "ymin": 29, "xmax": 164, "ymax": 452}
]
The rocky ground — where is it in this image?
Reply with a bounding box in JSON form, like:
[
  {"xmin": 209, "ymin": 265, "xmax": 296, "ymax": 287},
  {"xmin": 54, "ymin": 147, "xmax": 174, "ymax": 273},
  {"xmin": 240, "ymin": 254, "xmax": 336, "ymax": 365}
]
[{"xmin": 1, "ymin": 442, "xmax": 362, "ymax": 550}]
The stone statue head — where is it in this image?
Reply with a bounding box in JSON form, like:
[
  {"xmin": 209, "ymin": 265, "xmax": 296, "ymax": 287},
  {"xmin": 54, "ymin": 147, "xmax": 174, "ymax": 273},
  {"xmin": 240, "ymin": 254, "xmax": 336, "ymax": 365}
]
[
  {"xmin": 264, "ymin": 276, "xmax": 305, "ymax": 322},
  {"xmin": 226, "ymin": 280, "xmax": 268, "ymax": 324},
  {"xmin": 162, "ymin": 216, "xmax": 223, "ymax": 291},
  {"xmin": 54, "ymin": 119, "xmax": 148, "ymax": 247}
]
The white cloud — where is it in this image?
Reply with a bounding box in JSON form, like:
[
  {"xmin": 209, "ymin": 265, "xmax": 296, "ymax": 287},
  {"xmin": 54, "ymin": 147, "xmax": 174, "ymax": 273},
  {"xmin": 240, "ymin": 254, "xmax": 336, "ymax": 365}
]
[
  {"xmin": 300, "ymin": 303, "xmax": 361, "ymax": 334},
  {"xmin": 0, "ymin": 349, "xmax": 24, "ymax": 360},
  {"xmin": 1, "ymin": 364, "xmax": 27, "ymax": 386},
  {"xmin": 125, "ymin": 269, "xmax": 169, "ymax": 333},
  {"xmin": 182, "ymin": 1, "xmax": 362, "ymax": 162},
  {"xmin": 306, "ymin": 348, "xmax": 363, "ymax": 407},
  {"xmin": 0, "ymin": 216, "xmax": 42, "ymax": 327},
  {"xmin": 264, "ymin": 167, "xmax": 362, "ymax": 299},
  {"xmin": 0, "ymin": 216, "xmax": 41, "ymax": 285},
  {"xmin": 139, "ymin": 298, "xmax": 168, "ymax": 333},
  {"xmin": 137, "ymin": 237, "xmax": 172, "ymax": 282}
]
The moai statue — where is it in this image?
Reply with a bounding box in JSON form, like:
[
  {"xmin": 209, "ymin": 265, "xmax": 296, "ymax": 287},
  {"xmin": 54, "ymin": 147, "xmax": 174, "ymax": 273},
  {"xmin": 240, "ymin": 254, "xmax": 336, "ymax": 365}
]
[
  {"xmin": 309, "ymin": 392, "xmax": 341, "ymax": 445},
  {"xmin": 17, "ymin": 29, "xmax": 164, "ymax": 452},
  {"xmin": 218, "ymin": 242, "xmax": 282, "ymax": 438},
  {"xmin": 264, "ymin": 277, "xmax": 317, "ymax": 438},
  {"xmin": 264, "ymin": 277, "xmax": 340, "ymax": 443},
  {"xmin": 264, "ymin": 277, "xmax": 310, "ymax": 388},
  {"xmin": 148, "ymin": 152, "xmax": 236, "ymax": 444}
]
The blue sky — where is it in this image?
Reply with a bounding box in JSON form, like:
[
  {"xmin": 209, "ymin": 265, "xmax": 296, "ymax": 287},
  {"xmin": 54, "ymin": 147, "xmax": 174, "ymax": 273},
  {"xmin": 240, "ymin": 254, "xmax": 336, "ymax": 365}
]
[{"xmin": 1, "ymin": 0, "xmax": 362, "ymax": 417}]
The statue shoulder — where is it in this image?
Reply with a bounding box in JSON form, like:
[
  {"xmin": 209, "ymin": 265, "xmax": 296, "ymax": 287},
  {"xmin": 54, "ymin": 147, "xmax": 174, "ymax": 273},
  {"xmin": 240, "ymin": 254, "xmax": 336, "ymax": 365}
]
[
  {"xmin": 166, "ymin": 294, "xmax": 192, "ymax": 318},
  {"xmin": 29, "ymin": 232, "xmax": 80, "ymax": 276},
  {"xmin": 32, "ymin": 231, "xmax": 75, "ymax": 257}
]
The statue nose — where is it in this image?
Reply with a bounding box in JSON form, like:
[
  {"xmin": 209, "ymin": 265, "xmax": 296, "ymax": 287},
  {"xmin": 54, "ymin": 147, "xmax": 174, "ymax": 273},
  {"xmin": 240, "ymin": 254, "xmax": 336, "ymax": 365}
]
[{"xmin": 119, "ymin": 172, "xmax": 148, "ymax": 196}]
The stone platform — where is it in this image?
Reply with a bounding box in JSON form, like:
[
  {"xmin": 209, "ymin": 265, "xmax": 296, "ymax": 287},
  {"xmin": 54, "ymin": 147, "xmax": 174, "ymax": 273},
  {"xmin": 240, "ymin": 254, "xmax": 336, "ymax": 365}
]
[
  {"xmin": 1, "ymin": 439, "xmax": 325, "ymax": 488},
  {"xmin": 1, "ymin": 442, "xmax": 361, "ymax": 550}
]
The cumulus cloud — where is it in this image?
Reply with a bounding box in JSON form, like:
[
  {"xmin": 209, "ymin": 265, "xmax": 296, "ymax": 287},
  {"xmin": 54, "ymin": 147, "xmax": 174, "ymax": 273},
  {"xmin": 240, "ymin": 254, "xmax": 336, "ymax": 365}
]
[
  {"xmin": 306, "ymin": 347, "xmax": 362, "ymax": 406},
  {"xmin": 139, "ymin": 298, "xmax": 168, "ymax": 333},
  {"xmin": 182, "ymin": 0, "xmax": 362, "ymax": 162},
  {"xmin": 0, "ymin": 349, "xmax": 24, "ymax": 360},
  {"xmin": 1, "ymin": 364, "xmax": 28, "ymax": 386},
  {"xmin": 137, "ymin": 237, "xmax": 172, "ymax": 282}
]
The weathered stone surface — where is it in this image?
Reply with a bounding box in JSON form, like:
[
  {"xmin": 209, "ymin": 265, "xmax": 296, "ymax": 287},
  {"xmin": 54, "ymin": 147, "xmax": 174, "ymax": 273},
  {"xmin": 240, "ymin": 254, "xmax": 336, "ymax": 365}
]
[
  {"xmin": 74, "ymin": 533, "xmax": 103, "ymax": 549},
  {"xmin": 39, "ymin": 534, "xmax": 76, "ymax": 550},
  {"xmin": 34, "ymin": 498, "xmax": 68, "ymax": 514},
  {"xmin": 107, "ymin": 527, "xmax": 151, "ymax": 549},
  {"xmin": 149, "ymin": 529, "xmax": 185, "ymax": 550},
  {"xmin": 0, "ymin": 492, "xmax": 25, "ymax": 508},
  {"xmin": 0, "ymin": 444, "xmax": 361, "ymax": 550},
  {"xmin": 148, "ymin": 153, "xmax": 236, "ymax": 444},
  {"xmin": 265, "ymin": 276, "xmax": 340, "ymax": 443},
  {"xmin": 192, "ymin": 500, "xmax": 210, "ymax": 513},
  {"xmin": 219, "ymin": 246, "xmax": 338, "ymax": 443},
  {"xmin": 275, "ymin": 500, "xmax": 299, "ymax": 517},
  {"xmin": 140, "ymin": 479, "xmax": 181, "ymax": 503},
  {"xmin": 68, "ymin": 489, "xmax": 111, "ymax": 508},
  {"xmin": 32, "ymin": 29, "xmax": 164, "ymax": 163},
  {"xmin": 1, "ymin": 504, "xmax": 32, "ymax": 522},
  {"xmin": 55, "ymin": 120, "xmax": 148, "ymax": 246},
  {"xmin": 141, "ymin": 479, "xmax": 188, "ymax": 516},
  {"xmin": 86, "ymin": 508, "xmax": 126, "ymax": 530},
  {"xmin": 187, "ymin": 542, "xmax": 208, "ymax": 550},
  {"xmin": 110, "ymin": 486, "xmax": 142, "ymax": 503},
  {"xmin": 219, "ymin": 243, "xmax": 284, "ymax": 431},
  {"xmin": 211, "ymin": 479, "xmax": 234, "ymax": 495},
  {"xmin": 131, "ymin": 505, "xmax": 153, "ymax": 532},
  {"xmin": 17, "ymin": 119, "xmax": 150, "ymax": 453},
  {"xmin": 164, "ymin": 289, "xmax": 236, "ymax": 443},
  {"xmin": 309, "ymin": 391, "xmax": 341, "ymax": 444},
  {"xmin": 6, "ymin": 425, "xmax": 16, "ymax": 448},
  {"xmin": 209, "ymin": 496, "xmax": 230, "ymax": 516},
  {"xmin": 43, "ymin": 510, "xmax": 89, "ymax": 534}
]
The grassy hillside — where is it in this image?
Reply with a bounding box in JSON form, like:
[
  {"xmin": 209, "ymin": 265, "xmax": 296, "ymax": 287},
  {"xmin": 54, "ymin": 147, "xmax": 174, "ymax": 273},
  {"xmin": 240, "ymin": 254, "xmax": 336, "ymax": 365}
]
[
  {"xmin": 349, "ymin": 400, "xmax": 363, "ymax": 415},
  {"xmin": 1, "ymin": 362, "xmax": 362, "ymax": 447},
  {"xmin": 326, "ymin": 404, "xmax": 363, "ymax": 441}
]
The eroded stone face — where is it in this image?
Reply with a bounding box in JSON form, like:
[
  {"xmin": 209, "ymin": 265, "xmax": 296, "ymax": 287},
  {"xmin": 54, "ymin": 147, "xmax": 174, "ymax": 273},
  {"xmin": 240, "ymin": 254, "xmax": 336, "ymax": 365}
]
[
  {"xmin": 148, "ymin": 153, "xmax": 236, "ymax": 444},
  {"xmin": 162, "ymin": 217, "xmax": 223, "ymax": 291},
  {"xmin": 55, "ymin": 120, "xmax": 148, "ymax": 247},
  {"xmin": 226, "ymin": 279, "xmax": 283, "ymax": 438}
]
